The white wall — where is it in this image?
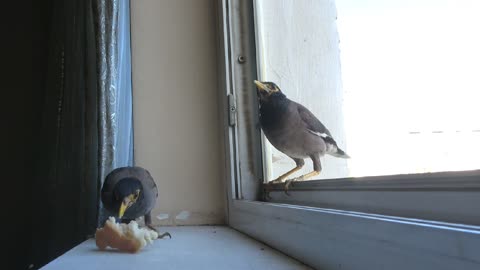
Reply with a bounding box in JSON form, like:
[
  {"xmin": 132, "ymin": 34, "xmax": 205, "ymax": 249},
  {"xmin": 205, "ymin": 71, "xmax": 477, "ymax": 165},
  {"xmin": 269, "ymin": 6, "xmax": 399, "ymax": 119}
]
[
  {"xmin": 131, "ymin": 0, "xmax": 225, "ymax": 225},
  {"xmin": 256, "ymin": 0, "xmax": 349, "ymax": 180}
]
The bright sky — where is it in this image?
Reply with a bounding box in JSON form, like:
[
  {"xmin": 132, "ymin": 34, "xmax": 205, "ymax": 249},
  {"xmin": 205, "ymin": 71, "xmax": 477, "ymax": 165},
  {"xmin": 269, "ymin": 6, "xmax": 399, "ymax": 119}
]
[{"xmin": 336, "ymin": 0, "xmax": 480, "ymax": 176}]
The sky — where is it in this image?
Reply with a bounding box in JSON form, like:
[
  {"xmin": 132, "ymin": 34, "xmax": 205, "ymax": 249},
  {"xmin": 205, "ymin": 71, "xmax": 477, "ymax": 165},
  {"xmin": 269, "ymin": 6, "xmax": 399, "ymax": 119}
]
[{"xmin": 336, "ymin": 0, "xmax": 480, "ymax": 175}]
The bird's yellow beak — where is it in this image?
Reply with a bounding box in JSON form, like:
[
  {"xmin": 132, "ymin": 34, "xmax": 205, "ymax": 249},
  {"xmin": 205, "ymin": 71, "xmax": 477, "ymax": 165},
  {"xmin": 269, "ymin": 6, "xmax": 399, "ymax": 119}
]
[
  {"xmin": 118, "ymin": 192, "xmax": 140, "ymax": 219},
  {"xmin": 254, "ymin": 80, "xmax": 269, "ymax": 93},
  {"xmin": 118, "ymin": 201, "xmax": 128, "ymax": 219}
]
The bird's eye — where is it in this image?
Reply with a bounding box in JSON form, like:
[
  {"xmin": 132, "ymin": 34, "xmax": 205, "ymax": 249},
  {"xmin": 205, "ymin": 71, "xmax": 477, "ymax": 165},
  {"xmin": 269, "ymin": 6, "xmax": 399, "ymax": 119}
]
[{"xmin": 134, "ymin": 189, "xmax": 140, "ymax": 200}]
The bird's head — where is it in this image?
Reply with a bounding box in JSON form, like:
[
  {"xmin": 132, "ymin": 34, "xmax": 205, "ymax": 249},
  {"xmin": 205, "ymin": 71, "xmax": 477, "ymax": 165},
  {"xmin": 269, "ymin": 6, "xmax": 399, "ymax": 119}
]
[
  {"xmin": 254, "ymin": 80, "xmax": 285, "ymax": 102},
  {"xmin": 112, "ymin": 177, "xmax": 143, "ymax": 219}
]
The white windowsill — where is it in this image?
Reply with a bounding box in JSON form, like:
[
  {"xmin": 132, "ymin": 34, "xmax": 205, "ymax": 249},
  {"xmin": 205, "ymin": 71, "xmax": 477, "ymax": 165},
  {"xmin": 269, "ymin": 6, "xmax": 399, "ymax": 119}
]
[{"xmin": 40, "ymin": 226, "xmax": 311, "ymax": 270}]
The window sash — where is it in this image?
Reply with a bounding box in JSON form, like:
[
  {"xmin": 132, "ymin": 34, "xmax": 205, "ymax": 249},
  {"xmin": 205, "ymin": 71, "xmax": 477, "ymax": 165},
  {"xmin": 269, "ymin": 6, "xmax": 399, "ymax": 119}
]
[
  {"xmin": 220, "ymin": 0, "xmax": 480, "ymax": 222},
  {"xmin": 229, "ymin": 200, "xmax": 480, "ymax": 270},
  {"xmin": 265, "ymin": 170, "xmax": 480, "ymax": 226},
  {"xmin": 217, "ymin": 0, "xmax": 480, "ymax": 268}
]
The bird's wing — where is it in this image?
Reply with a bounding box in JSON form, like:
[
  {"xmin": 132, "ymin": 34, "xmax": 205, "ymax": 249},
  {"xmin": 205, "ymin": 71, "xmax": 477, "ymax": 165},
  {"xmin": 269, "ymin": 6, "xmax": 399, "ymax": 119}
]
[
  {"xmin": 135, "ymin": 167, "xmax": 158, "ymax": 199},
  {"xmin": 133, "ymin": 167, "xmax": 158, "ymax": 213},
  {"xmin": 297, "ymin": 104, "xmax": 338, "ymax": 146}
]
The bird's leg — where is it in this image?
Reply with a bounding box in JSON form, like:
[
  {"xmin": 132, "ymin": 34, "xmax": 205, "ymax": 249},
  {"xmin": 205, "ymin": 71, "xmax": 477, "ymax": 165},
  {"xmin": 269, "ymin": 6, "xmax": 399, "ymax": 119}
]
[
  {"xmin": 268, "ymin": 158, "xmax": 305, "ymax": 184},
  {"xmin": 284, "ymin": 155, "xmax": 321, "ymax": 191},
  {"xmin": 145, "ymin": 212, "xmax": 171, "ymax": 239}
]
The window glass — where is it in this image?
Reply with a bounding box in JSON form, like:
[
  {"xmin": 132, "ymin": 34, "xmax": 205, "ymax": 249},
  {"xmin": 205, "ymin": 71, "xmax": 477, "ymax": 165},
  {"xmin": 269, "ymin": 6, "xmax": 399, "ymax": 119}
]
[{"xmin": 255, "ymin": 0, "xmax": 480, "ymax": 180}]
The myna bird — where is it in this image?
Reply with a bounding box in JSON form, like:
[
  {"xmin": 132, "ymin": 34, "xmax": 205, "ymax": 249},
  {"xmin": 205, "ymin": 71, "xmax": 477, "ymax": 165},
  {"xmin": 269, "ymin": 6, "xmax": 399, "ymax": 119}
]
[
  {"xmin": 254, "ymin": 80, "xmax": 350, "ymax": 190},
  {"xmin": 101, "ymin": 166, "xmax": 171, "ymax": 238}
]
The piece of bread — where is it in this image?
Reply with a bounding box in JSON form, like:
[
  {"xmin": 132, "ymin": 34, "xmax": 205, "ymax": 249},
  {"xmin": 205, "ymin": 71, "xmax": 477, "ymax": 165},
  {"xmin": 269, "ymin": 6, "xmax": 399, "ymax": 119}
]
[{"xmin": 95, "ymin": 217, "xmax": 158, "ymax": 253}]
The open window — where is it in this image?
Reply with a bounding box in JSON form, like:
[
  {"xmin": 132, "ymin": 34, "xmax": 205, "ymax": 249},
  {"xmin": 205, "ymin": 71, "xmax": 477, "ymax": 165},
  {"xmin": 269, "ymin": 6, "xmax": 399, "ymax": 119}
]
[
  {"xmin": 217, "ymin": 0, "xmax": 480, "ymax": 269},
  {"xmin": 258, "ymin": 0, "xmax": 480, "ymax": 181}
]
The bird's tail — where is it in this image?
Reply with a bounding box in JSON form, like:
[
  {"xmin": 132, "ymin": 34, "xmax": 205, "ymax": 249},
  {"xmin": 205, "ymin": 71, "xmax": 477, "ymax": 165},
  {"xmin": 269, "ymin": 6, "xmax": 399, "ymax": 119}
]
[{"xmin": 328, "ymin": 147, "xmax": 350, "ymax": 159}]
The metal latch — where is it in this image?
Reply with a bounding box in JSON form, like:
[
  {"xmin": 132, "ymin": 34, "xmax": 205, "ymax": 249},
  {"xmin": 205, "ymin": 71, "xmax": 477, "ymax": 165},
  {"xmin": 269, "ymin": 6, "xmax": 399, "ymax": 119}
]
[{"xmin": 228, "ymin": 94, "xmax": 237, "ymax": 126}]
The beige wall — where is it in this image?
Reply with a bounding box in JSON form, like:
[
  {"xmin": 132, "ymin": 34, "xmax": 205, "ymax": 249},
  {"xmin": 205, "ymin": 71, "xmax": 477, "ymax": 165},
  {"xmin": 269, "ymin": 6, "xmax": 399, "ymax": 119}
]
[{"xmin": 131, "ymin": 0, "xmax": 224, "ymax": 225}]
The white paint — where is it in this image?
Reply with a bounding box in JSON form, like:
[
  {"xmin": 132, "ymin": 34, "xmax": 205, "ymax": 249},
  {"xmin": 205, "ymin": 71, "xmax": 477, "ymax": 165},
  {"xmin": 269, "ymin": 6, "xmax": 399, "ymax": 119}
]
[
  {"xmin": 156, "ymin": 214, "xmax": 169, "ymax": 220},
  {"xmin": 131, "ymin": 0, "xmax": 225, "ymax": 225},
  {"xmin": 41, "ymin": 226, "xmax": 311, "ymax": 270},
  {"xmin": 175, "ymin": 211, "xmax": 191, "ymax": 220}
]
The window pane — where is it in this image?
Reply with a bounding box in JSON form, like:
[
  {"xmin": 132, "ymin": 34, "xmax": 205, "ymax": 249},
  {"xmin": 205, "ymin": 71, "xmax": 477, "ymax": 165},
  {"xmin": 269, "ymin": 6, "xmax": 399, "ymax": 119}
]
[{"xmin": 255, "ymin": 0, "xmax": 480, "ymax": 180}]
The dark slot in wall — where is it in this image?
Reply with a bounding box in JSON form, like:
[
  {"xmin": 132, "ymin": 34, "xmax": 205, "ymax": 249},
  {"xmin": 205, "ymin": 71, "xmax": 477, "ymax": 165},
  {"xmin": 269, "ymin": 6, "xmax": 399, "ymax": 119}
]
[
  {"xmin": 3, "ymin": 0, "xmax": 52, "ymax": 268},
  {"xmin": 5, "ymin": 1, "xmax": 100, "ymax": 269}
]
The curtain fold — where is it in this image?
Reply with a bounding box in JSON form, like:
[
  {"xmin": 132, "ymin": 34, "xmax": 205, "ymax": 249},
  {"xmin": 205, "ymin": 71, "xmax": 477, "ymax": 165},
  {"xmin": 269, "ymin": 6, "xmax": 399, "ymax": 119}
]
[
  {"xmin": 31, "ymin": 0, "xmax": 132, "ymax": 268},
  {"xmin": 94, "ymin": 0, "xmax": 134, "ymax": 226}
]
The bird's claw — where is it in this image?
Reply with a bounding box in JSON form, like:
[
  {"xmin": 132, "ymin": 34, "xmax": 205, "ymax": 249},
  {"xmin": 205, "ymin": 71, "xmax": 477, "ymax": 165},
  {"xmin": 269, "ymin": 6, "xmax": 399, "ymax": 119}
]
[
  {"xmin": 264, "ymin": 176, "xmax": 300, "ymax": 197},
  {"xmin": 147, "ymin": 225, "xmax": 172, "ymax": 239},
  {"xmin": 283, "ymin": 180, "xmax": 293, "ymax": 195},
  {"xmin": 263, "ymin": 178, "xmax": 284, "ymax": 200},
  {"xmin": 157, "ymin": 232, "xmax": 172, "ymax": 239},
  {"xmin": 284, "ymin": 176, "xmax": 303, "ymax": 195}
]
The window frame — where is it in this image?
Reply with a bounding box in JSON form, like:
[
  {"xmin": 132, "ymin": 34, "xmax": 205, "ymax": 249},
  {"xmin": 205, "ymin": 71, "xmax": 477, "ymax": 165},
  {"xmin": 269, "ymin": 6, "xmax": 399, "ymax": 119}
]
[
  {"xmin": 265, "ymin": 170, "xmax": 480, "ymax": 226},
  {"xmin": 216, "ymin": 0, "xmax": 480, "ymax": 269}
]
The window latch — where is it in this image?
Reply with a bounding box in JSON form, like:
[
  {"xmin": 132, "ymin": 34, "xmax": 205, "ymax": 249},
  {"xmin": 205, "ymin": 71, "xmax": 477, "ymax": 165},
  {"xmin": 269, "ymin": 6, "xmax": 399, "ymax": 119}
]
[{"xmin": 228, "ymin": 94, "xmax": 237, "ymax": 126}]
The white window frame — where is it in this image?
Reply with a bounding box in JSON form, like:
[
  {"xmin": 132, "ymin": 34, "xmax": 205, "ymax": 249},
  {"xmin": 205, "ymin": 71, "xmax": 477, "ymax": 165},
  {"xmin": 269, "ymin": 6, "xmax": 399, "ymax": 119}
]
[{"xmin": 216, "ymin": 0, "xmax": 480, "ymax": 269}]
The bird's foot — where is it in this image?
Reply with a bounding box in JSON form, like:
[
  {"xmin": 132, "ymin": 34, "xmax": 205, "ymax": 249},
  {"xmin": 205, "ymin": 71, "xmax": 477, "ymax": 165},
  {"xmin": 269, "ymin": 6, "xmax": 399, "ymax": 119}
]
[
  {"xmin": 147, "ymin": 224, "xmax": 172, "ymax": 239},
  {"xmin": 264, "ymin": 177, "xmax": 285, "ymax": 199},
  {"xmin": 157, "ymin": 232, "xmax": 172, "ymax": 239},
  {"xmin": 284, "ymin": 176, "xmax": 304, "ymax": 194},
  {"xmin": 283, "ymin": 180, "xmax": 295, "ymax": 195},
  {"xmin": 268, "ymin": 178, "xmax": 284, "ymax": 184}
]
